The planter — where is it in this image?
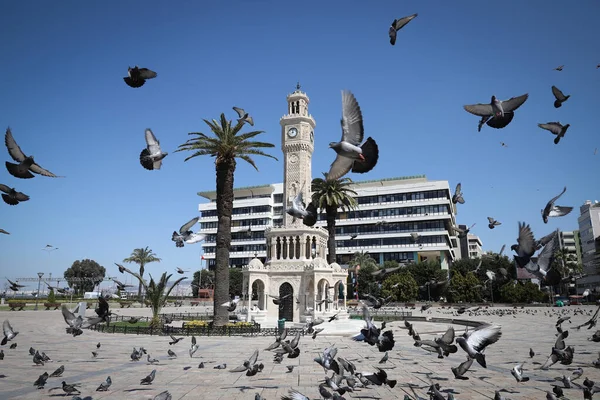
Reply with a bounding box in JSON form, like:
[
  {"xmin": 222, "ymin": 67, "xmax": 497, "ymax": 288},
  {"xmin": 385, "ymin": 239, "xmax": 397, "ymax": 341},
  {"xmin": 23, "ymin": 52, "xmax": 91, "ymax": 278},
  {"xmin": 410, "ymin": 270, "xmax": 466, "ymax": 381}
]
[
  {"xmin": 43, "ymin": 303, "xmax": 61, "ymax": 310},
  {"xmin": 8, "ymin": 302, "xmax": 25, "ymax": 311}
]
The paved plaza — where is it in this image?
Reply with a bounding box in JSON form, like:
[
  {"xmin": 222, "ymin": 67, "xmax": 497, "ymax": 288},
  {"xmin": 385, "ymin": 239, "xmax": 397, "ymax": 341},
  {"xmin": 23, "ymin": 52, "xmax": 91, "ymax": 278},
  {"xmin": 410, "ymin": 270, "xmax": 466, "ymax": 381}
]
[{"xmin": 1, "ymin": 304, "xmax": 600, "ymax": 399}]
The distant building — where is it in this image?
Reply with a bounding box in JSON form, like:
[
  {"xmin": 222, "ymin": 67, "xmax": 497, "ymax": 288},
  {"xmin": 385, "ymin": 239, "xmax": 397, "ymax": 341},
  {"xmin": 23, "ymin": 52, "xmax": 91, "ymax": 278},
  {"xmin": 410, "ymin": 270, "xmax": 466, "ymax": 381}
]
[
  {"xmin": 576, "ymin": 200, "xmax": 600, "ymax": 293},
  {"xmin": 457, "ymin": 226, "xmax": 483, "ymax": 259},
  {"xmin": 559, "ymin": 230, "xmax": 582, "ymax": 266}
]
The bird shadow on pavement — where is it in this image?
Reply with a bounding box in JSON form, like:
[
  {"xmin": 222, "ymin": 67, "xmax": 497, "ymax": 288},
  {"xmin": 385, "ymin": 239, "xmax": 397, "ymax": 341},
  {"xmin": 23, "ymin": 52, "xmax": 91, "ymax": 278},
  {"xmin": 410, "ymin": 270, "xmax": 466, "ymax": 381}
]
[
  {"xmin": 227, "ymin": 385, "xmax": 279, "ymax": 392},
  {"xmin": 0, "ymin": 375, "xmax": 6, "ymax": 378},
  {"xmin": 123, "ymin": 388, "xmax": 155, "ymax": 392}
]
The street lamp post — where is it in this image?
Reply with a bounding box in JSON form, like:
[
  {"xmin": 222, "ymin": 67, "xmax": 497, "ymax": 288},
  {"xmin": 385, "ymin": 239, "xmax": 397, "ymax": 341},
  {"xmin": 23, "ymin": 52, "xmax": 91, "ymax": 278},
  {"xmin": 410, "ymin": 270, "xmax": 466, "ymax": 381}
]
[{"xmin": 34, "ymin": 272, "xmax": 44, "ymax": 310}]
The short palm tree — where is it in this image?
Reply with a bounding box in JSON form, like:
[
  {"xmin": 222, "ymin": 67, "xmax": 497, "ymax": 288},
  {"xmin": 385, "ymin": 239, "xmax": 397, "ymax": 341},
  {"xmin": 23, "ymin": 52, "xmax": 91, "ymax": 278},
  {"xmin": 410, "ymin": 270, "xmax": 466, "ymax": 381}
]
[
  {"xmin": 123, "ymin": 247, "xmax": 161, "ymax": 300},
  {"xmin": 176, "ymin": 113, "xmax": 277, "ymax": 326},
  {"xmin": 311, "ymin": 173, "xmax": 358, "ymax": 264},
  {"xmin": 119, "ymin": 266, "xmax": 185, "ymax": 327}
]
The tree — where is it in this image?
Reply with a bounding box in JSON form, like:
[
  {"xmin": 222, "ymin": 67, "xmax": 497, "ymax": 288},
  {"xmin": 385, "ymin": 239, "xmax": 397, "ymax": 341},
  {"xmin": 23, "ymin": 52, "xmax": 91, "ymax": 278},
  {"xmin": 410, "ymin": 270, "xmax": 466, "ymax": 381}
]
[
  {"xmin": 351, "ymin": 252, "xmax": 379, "ymax": 297},
  {"xmin": 47, "ymin": 288, "xmax": 56, "ymax": 303},
  {"xmin": 176, "ymin": 113, "xmax": 277, "ymax": 326},
  {"xmin": 120, "ymin": 267, "xmax": 185, "ymax": 327},
  {"xmin": 449, "ymin": 258, "xmax": 480, "ymax": 278},
  {"xmin": 64, "ymin": 259, "xmax": 106, "ymax": 295},
  {"xmin": 311, "ymin": 174, "xmax": 358, "ymax": 264},
  {"xmin": 229, "ymin": 267, "xmax": 244, "ymax": 298},
  {"xmin": 381, "ymin": 271, "xmax": 418, "ymax": 302},
  {"xmin": 191, "ymin": 269, "xmax": 215, "ymax": 297},
  {"xmin": 406, "ymin": 260, "xmax": 447, "ymax": 286},
  {"xmin": 123, "ymin": 247, "xmax": 161, "ymax": 300},
  {"xmin": 552, "ymin": 248, "xmax": 583, "ymax": 295}
]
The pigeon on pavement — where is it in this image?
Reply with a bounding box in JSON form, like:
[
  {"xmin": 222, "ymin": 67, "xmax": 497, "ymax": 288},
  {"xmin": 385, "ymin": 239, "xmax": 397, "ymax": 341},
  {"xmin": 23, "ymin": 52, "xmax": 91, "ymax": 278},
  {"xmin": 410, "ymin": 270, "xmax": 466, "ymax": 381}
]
[
  {"xmin": 140, "ymin": 129, "xmax": 168, "ymax": 170},
  {"xmin": 389, "ymin": 13, "xmax": 418, "ymax": 45},
  {"xmin": 123, "ymin": 66, "xmax": 157, "ymax": 88},
  {"xmin": 140, "ymin": 369, "xmax": 156, "ymax": 385},
  {"xmin": 327, "ymin": 90, "xmax": 379, "ymax": 181},
  {"xmin": 4, "ymin": 128, "xmax": 60, "ymax": 179},
  {"xmin": 96, "ymin": 376, "xmax": 112, "ymax": 391}
]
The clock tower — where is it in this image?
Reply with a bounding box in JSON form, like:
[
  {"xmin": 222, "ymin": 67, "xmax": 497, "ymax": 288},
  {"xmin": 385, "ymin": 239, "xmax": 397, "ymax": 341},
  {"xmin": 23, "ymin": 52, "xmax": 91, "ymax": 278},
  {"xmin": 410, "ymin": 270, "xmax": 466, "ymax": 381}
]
[{"xmin": 279, "ymin": 83, "xmax": 316, "ymax": 227}]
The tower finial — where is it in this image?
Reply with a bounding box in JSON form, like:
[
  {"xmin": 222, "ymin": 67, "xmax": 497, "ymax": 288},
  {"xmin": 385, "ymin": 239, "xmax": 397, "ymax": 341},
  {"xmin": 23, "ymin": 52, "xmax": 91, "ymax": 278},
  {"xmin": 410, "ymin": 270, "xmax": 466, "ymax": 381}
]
[{"xmin": 296, "ymin": 82, "xmax": 301, "ymax": 90}]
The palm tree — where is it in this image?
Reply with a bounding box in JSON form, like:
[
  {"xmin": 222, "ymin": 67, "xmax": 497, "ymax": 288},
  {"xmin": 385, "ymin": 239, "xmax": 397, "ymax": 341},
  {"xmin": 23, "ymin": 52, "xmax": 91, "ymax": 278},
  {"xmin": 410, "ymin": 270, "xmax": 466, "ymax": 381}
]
[
  {"xmin": 176, "ymin": 113, "xmax": 277, "ymax": 326},
  {"xmin": 119, "ymin": 266, "xmax": 185, "ymax": 327},
  {"xmin": 311, "ymin": 173, "xmax": 358, "ymax": 264},
  {"xmin": 123, "ymin": 247, "xmax": 161, "ymax": 300}
]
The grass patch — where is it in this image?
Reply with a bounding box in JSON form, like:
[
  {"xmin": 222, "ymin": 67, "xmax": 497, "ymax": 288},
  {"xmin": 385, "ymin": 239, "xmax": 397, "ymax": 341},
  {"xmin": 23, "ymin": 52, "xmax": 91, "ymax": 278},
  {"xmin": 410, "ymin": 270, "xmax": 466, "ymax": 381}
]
[{"xmin": 110, "ymin": 320, "xmax": 151, "ymax": 328}]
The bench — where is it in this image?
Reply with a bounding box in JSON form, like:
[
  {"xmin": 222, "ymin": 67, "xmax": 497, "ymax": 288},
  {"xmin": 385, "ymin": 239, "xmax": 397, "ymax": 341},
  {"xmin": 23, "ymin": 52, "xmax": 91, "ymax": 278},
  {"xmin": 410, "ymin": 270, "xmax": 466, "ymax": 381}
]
[
  {"xmin": 43, "ymin": 303, "xmax": 61, "ymax": 310},
  {"xmin": 8, "ymin": 303, "xmax": 24, "ymax": 311},
  {"xmin": 190, "ymin": 301, "xmax": 200, "ymax": 306},
  {"xmin": 119, "ymin": 302, "xmax": 132, "ymax": 308}
]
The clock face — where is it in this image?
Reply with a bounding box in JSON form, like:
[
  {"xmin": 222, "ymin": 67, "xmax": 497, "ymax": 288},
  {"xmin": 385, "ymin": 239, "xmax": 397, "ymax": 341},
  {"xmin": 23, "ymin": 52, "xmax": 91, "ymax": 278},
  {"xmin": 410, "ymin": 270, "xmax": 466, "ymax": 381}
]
[{"xmin": 287, "ymin": 127, "xmax": 298, "ymax": 138}]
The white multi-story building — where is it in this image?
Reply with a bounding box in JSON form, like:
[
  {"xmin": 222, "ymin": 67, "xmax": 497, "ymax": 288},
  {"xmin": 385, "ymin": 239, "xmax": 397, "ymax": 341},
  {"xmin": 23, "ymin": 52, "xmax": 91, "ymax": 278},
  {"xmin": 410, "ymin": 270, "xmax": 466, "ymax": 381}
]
[
  {"xmin": 466, "ymin": 234, "xmax": 483, "ymax": 259},
  {"xmin": 577, "ymin": 201, "xmax": 600, "ymax": 293},
  {"xmin": 197, "ymin": 88, "xmax": 461, "ymax": 271}
]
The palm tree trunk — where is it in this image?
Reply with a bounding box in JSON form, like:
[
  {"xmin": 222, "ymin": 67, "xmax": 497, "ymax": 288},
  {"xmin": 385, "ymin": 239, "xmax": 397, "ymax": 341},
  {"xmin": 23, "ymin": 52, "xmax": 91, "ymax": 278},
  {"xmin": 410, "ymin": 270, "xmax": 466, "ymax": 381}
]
[
  {"xmin": 213, "ymin": 159, "xmax": 235, "ymax": 326},
  {"xmin": 325, "ymin": 205, "xmax": 337, "ymax": 264},
  {"xmin": 138, "ymin": 265, "xmax": 145, "ymax": 302}
]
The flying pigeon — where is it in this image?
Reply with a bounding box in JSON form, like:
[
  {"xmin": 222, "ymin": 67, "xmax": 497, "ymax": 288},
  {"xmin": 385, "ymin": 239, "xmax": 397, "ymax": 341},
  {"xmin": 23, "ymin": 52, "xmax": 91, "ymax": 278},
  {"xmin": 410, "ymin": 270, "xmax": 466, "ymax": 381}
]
[
  {"xmin": 172, "ymin": 216, "xmax": 205, "ymax": 247},
  {"xmin": 487, "ymin": 217, "xmax": 501, "ymax": 229},
  {"xmin": 232, "ymin": 107, "xmax": 254, "ymax": 126},
  {"xmin": 1, "ymin": 319, "xmax": 18, "ymax": 345},
  {"xmin": 452, "ymin": 183, "xmax": 464, "ymax": 204},
  {"xmin": 154, "ymin": 391, "xmax": 172, "ymax": 400},
  {"xmin": 221, "ymin": 298, "xmax": 240, "ymax": 312},
  {"xmin": 463, "ymin": 94, "xmax": 529, "ymax": 126},
  {"xmin": 511, "ymin": 222, "xmax": 537, "ymax": 267},
  {"xmin": 524, "ymin": 230, "xmax": 560, "ymax": 283},
  {"xmin": 0, "ymin": 229, "xmax": 9, "ymax": 235},
  {"xmin": 140, "ymin": 129, "xmax": 168, "ymax": 170},
  {"xmin": 176, "ymin": 267, "xmax": 188, "ymax": 274},
  {"xmin": 455, "ymin": 324, "xmax": 502, "ymax": 368},
  {"xmin": 451, "ymin": 356, "xmax": 474, "ymax": 380},
  {"xmin": 123, "ymin": 66, "xmax": 157, "ymax": 88},
  {"xmin": 229, "ymin": 349, "xmax": 263, "ymax": 376},
  {"xmin": 389, "ymin": 13, "xmax": 418, "ymax": 45},
  {"xmin": 454, "ymin": 223, "xmax": 475, "ymax": 239},
  {"xmin": 500, "ymin": 142, "xmax": 508, "ymax": 147},
  {"xmin": 541, "ymin": 186, "xmax": 573, "ymax": 223},
  {"xmin": 285, "ymin": 190, "xmax": 317, "ymax": 226},
  {"xmin": 554, "ymin": 65, "xmax": 564, "ymax": 71},
  {"xmin": 538, "ymin": 122, "xmax": 570, "ymax": 145},
  {"xmin": 4, "ymin": 128, "xmax": 60, "ymax": 179},
  {"xmin": 326, "ymin": 90, "xmax": 379, "ymax": 181},
  {"xmin": 0, "ymin": 184, "xmax": 29, "ymax": 206},
  {"xmin": 189, "ymin": 336, "xmax": 199, "ymax": 358},
  {"xmin": 551, "ymin": 86, "xmax": 570, "ymax": 108},
  {"xmin": 511, "ymin": 363, "xmax": 529, "ymax": 382}
]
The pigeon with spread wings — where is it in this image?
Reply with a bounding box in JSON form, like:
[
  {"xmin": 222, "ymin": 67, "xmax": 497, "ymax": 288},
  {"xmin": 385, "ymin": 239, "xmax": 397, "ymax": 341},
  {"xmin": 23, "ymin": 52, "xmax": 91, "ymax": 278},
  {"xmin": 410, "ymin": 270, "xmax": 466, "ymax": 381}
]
[
  {"xmin": 232, "ymin": 107, "xmax": 254, "ymax": 126},
  {"xmin": 123, "ymin": 66, "xmax": 157, "ymax": 88},
  {"xmin": 327, "ymin": 90, "xmax": 379, "ymax": 181},
  {"xmin": 0, "ymin": 184, "xmax": 29, "ymax": 206},
  {"xmin": 285, "ymin": 190, "xmax": 317, "ymax": 226},
  {"xmin": 541, "ymin": 187, "xmax": 573, "ymax": 223},
  {"xmin": 229, "ymin": 349, "xmax": 264, "ymax": 376},
  {"xmin": 551, "ymin": 86, "xmax": 570, "ymax": 108},
  {"xmin": 538, "ymin": 122, "xmax": 570, "ymax": 145},
  {"xmin": 140, "ymin": 129, "xmax": 168, "ymax": 170},
  {"xmin": 464, "ymin": 94, "xmax": 528, "ymax": 129},
  {"xmin": 389, "ymin": 13, "xmax": 418, "ymax": 46},
  {"xmin": 452, "ymin": 183, "xmax": 464, "ymax": 204},
  {"xmin": 4, "ymin": 128, "xmax": 60, "ymax": 179},
  {"xmin": 172, "ymin": 217, "xmax": 205, "ymax": 247}
]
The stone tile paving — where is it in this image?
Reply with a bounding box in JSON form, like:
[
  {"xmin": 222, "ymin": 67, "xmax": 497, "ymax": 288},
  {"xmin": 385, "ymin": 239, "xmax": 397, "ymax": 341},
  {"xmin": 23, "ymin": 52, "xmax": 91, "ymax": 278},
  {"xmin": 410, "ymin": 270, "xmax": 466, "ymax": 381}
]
[{"xmin": 1, "ymin": 305, "xmax": 600, "ymax": 399}]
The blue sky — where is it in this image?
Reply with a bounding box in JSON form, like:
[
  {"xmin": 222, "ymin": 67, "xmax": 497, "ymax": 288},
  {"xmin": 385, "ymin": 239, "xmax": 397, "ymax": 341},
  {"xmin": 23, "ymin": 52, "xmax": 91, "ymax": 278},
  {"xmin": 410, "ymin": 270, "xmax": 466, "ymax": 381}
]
[{"xmin": 0, "ymin": 0, "xmax": 598, "ymax": 289}]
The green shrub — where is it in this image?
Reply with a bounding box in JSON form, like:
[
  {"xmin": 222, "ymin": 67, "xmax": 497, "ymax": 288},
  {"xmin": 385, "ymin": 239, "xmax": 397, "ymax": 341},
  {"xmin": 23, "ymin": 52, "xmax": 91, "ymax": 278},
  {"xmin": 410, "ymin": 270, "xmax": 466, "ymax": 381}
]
[{"xmin": 47, "ymin": 289, "xmax": 56, "ymax": 303}]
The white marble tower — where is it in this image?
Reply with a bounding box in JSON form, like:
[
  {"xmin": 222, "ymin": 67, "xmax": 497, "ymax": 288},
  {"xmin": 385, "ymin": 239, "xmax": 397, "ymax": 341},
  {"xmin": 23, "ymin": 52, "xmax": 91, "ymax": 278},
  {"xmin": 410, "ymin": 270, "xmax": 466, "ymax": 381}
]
[{"xmin": 280, "ymin": 83, "xmax": 316, "ymax": 227}]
